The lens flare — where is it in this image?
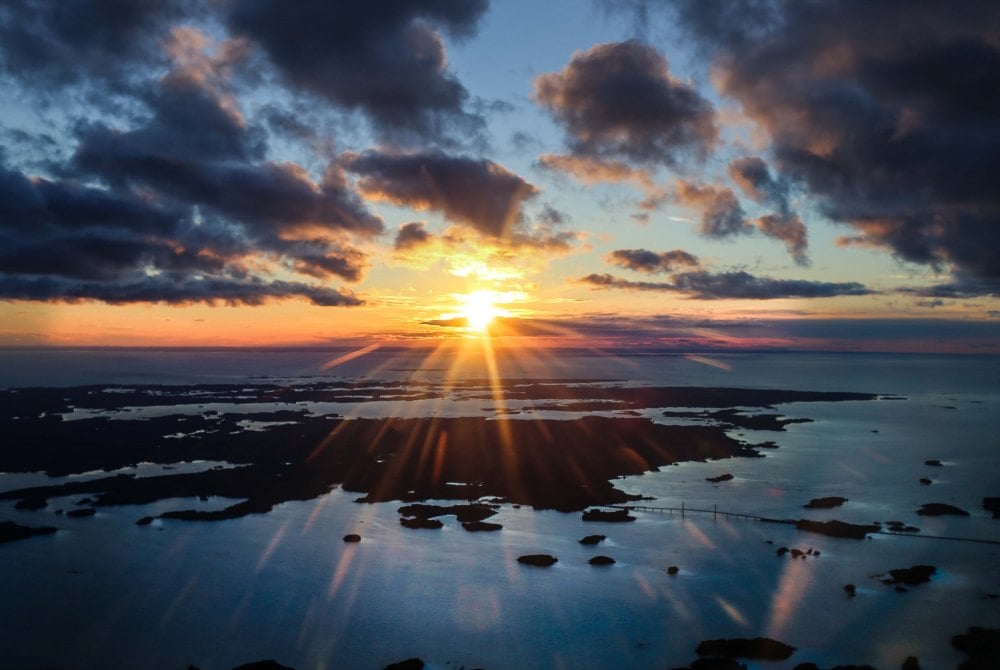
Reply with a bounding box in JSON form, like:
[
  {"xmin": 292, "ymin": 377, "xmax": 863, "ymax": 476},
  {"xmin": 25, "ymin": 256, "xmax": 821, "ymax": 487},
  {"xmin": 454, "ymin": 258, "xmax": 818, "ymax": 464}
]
[{"xmin": 459, "ymin": 290, "xmax": 504, "ymax": 332}]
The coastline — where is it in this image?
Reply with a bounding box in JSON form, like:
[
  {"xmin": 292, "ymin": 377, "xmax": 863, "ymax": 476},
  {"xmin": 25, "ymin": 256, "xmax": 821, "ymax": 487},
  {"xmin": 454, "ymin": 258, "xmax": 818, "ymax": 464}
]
[{"xmin": 1, "ymin": 357, "xmax": 998, "ymax": 669}]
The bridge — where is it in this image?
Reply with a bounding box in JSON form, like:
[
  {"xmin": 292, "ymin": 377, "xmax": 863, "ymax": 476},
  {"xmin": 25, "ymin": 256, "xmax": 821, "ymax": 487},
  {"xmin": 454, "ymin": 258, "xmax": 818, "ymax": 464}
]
[{"xmin": 605, "ymin": 503, "xmax": 1000, "ymax": 545}]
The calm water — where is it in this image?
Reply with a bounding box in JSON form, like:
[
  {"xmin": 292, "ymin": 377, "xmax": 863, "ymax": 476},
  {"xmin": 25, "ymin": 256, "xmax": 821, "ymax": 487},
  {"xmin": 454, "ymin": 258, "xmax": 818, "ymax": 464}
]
[{"xmin": 1, "ymin": 350, "xmax": 999, "ymax": 669}]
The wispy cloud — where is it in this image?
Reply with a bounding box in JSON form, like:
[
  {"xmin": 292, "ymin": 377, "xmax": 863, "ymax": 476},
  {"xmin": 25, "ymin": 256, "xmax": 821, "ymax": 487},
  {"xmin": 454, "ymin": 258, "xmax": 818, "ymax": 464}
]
[{"xmin": 580, "ymin": 270, "xmax": 872, "ymax": 300}]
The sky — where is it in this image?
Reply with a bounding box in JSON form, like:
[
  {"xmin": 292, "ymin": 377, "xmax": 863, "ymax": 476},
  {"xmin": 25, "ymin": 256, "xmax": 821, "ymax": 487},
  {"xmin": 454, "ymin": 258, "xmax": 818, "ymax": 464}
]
[{"xmin": 1, "ymin": 0, "xmax": 998, "ymax": 352}]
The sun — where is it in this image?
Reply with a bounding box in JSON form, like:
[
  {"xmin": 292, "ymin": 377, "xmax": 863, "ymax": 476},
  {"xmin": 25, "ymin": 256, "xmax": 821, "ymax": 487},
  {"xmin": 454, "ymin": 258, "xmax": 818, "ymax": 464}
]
[{"xmin": 459, "ymin": 290, "xmax": 503, "ymax": 332}]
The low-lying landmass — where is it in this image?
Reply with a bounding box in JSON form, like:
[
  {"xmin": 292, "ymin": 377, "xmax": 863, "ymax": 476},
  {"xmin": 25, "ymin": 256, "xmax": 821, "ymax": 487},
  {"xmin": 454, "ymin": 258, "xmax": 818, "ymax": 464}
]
[{"xmin": 0, "ymin": 383, "xmax": 875, "ymax": 518}]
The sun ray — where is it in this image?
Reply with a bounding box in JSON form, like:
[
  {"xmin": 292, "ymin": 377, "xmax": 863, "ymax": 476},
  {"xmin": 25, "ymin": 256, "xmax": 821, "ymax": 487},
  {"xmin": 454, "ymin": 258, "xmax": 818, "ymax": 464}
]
[{"xmin": 458, "ymin": 290, "xmax": 504, "ymax": 333}]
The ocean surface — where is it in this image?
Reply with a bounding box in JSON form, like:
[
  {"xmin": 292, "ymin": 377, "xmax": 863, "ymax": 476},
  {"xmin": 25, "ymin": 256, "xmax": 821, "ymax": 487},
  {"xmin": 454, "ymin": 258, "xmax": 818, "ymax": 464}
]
[{"xmin": 1, "ymin": 349, "xmax": 998, "ymax": 670}]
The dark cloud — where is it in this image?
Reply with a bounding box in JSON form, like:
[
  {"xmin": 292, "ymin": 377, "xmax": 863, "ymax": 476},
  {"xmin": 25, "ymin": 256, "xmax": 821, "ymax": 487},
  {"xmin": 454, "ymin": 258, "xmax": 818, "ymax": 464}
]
[
  {"xmin": 422, "ymin": 310, "xmax": 1000, "ymax": 350},
  {"xmin": 673, "ymin": 180, "xmax": 749, "ymax": 238},
  {"xmin": 292, "ymin": 251, "xmax": 367, "ymax": 282},
  {"xmin": 579, "ymin": 270, "xmax": 872, "ymax": 300},
  {"xmin": 227, "ymin": 0, "xmax": 488, "ymax": 142},
  {"xmin": 344, "ymin": 149, "xmax": 538, "ymax": 238},
  {"xmin": 69, "ymin": 62, "xmax": 382, "ymax": 241},
  {"xmin": 0, "ymin": 274, "xmax": 362, "ymax": 307},
  {"xmin": 728, "ymin": 157, "xmax": 780, "ymax": 205},
  {"xmin": 394, "ymin": 222, "xmax": 432, "ymax": 250},
  {"xmin": 538, "ymin": 205, "xmax": 568, "ymax": 227},
  {"xmin": 0, "ymin": 45, "xmax": 382, "ymax": 308},
  {"xmin": 0, "ymin": 155, "xmax": 374, "ymax": 306},
  {"xmin": 728, "ymin": 157, "xmax": 809, "ymax": 265},
  {"xmin": 534, "ymin": 40, "xmax": 717, "ymax": 166},
  {"xmin": 898, "ymin": 280, "xmax": 1000, "ymax": 299},
  {"xmin": 668, "ymin": 0, "xmax": 1000, "ymax": 289},
  {"xmin": 0, "ymin": 0, "xmax": 188, "ymax": 86},
  {"xmin": 753, "ymin": 212, "xmax": 808, "ymax": 266},
  {"xmin": 607, "ymin": 249, "xmax": 700, "ymax": 274}
]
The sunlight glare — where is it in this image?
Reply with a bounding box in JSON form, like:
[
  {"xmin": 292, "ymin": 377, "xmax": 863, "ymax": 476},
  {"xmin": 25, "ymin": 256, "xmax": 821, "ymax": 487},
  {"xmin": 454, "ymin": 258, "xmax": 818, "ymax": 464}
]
[{"xmin": 459, "ymin": 290, "xmax": 504, "ymax": 332}]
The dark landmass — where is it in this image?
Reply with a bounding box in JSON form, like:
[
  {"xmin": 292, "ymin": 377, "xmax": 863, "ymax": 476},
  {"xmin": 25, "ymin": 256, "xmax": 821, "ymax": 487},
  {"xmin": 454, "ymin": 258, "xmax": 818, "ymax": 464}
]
[
  {"xmin": 342, "ymin": 534, "xmax": 360, "ymax": 543},
  {"xmin": 232, "ymin": 661, "xmax": 295, "ymax": 670},
  {"xmin": 670, "ymin": 659, "xmax": 746, "ymax": 670},
  {"xmin": 952, "ymin": 627, "xmax": 1000, "ymax": 670},
  {"xmin": 792, "ymin": 665, "xmax": 877, "ymax": 670},
  {"xmin": 695, "ymin": 637, "xmax": 796, "ymax": 660},
  {"xmin": 0, "ymin": 384, "xmax": 875, "ymax": 477},
  {"xmin": 883, "ymin": 521, "xmax": 920, "ymax": 533},
  {"xmin": 777, "ymin": 547, "xmax": 819, "ymax": 559},
  {"xmin": 880, "ymin": 565, "xmax": 936, "ymax": 586},
  {"xmin": 66, "ymin": 508, "xmax": 96, "ymax": 518},
  {"xmin": 924, "ymin": 459, "xmax": 943, "ymax": 466},
  {"xmin": 902, "ymin": 655, "xmax": 920, "ymax": 670},
  {"xmin": 0, "ymin": 384, "xmax": 878, "ymax": 522},
  {"xmin": 579, "ymin": 534, "xmax": 606, "ymax": 545},
  {"xmin": 804, "ymin": 496, "xmax": 847, "ymax": 509},
  {"xmin": 706, "ymin": 473, "xmax": 734, "ymax": 483},
  {"xmin": 795, "ymin": 519, "xmax": 880, "ymax": 539},
  {"xmin": 461, "ymin": 521, "xmax": 502, "ymax": 532},
  {"xmin": 843, "ymin": 584, "xmax": 856, "ymax": 596},
  {"xmin": 398, "ymin": 503, "xmax": 497, "ymax": 523},
  {"xmin": 582, "ymin": 508, "xmax": 636, "ymax": 522},
  {"xmin": 14, "ymin": 496, "xmax": 47, "ymax": 510},
  {"xmin": 1, "ymin": 416, "xmax": 765, "ymax": 517},
  {"xmin": 919, "ymin": 478, "xmax": 932, "ymax": 485},
  {"xmin": 0, "ymin": 382, "xmax": 878, "ymax": 424},
  {"xmin": 663, "ymin": 408, "xmax": 812, "ymax": 431},
  {"xmin": 526, "ymin": 400, "xmax": 626, "ymax": 412},
  {"xmin": 382, "ymin": 659, "xmax": 424, "ymax": 670},
  {"xmin": 982, "ymin": 497, "xmax": 1000, "ymax": 518},
  {"xmin": 517, "ymin": 554, "xmax": 557, "ymax": 567},
  {"xmin": 0, "ymin": 520, "xmax": 57, "ymax": 543},
  {"xmin": 588, "ymin": 555, "xmax": 615, "ymax": 565},
  {"xmin": 667, "ymin": 565, "xmax": 680, "ymax": 575},
  {"xmin": 399, "ymin": 517, "xmax": 443, "ymax": 530},
  {"xmin": 916, "ymin": 503, "xmax": 970, "ymax": 516},
  {"xmin": 471, "ymin": 384, "xmax": 876, "ymax": 409}
]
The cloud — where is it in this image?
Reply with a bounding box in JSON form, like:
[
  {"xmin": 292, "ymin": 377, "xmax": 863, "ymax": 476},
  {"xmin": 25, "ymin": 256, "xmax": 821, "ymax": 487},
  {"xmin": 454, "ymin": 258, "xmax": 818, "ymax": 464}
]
[
  {"xmin": 537, "ymin": 153, "xmax": 668, "ymax": 210},
  {"xmin": 534, "ymin": 40, "xmax": 717, "ymax": 166},
  {"xmin": 292, "ymin": 250, "xmax": 367, "ymax": 282},
  {"xmin": 753, "ymin": 212, "xmax": 808, "ymax": 266},
  {"xmin": 0, "ymin": 0, "xmax": 189, "ymax": 86},
  {"xmin": 579, "ymin": 270, "xmax": 872, "ymax": 300},
  {"xmin": 673, "ymin": 180, "xmax": 750, "ymax": 238},
  {"xmin": 0, "ymin": 157, "xmax": 376, "ymax": 306},
  {"xmin": 668, "ymin": 0, "xmax": 1000, "ymax": 289},
  {"xmin": 0, "ymin": 274, "xmax": 362, "ymax": 307},
  {"xmin": 0, "ymin": 31, "xmax": 382, "ymax": 308},
  {"xmin": 898, "ymin": 281, "xmax": 1000, "ymax": 299},
  {"xmin": 538, "ymin": 153, "xmax": 649, "ymax": 185},
  {"xmin": 69, "ymin": 46, "xmax": 382, "ymax": 241},
  {"xmin": 727, "ymin": 157, "xmax": 809, "ymax": 265},
  {"xmin": 727, "ymin": 157, "xmax": 776, "ymax": 204},
  {"xmin": 226, "ymin": 0, "xmax": 488, "ymax": 142},
  {"xmin": 343, "ymin": 149, "xmax": 539, "ymax": 238},
  {"xmin": 607, "ymin": 249, "xmax": 700, "ymax": 274},
  {"xmin": 394, "ymin": 222, "xmax": 433, "ymax": 251}
]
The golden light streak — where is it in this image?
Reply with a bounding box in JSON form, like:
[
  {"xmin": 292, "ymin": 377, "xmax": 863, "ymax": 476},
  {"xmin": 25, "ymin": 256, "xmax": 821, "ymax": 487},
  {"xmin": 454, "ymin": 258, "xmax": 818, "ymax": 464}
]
[
  {"xmin": 684, "ymin": 354, "xmax": 733, "ymax": 372},
  {"xmin": 767, "ymin": 555, "xmax": 813, "ymax": 639},
  {"xmin": 320, "ymin": 343, "xmax": 381, "ymax": 370},
  {"xmin": 714, "ymin": 595, "xmax": 749, "ymax": 627}
]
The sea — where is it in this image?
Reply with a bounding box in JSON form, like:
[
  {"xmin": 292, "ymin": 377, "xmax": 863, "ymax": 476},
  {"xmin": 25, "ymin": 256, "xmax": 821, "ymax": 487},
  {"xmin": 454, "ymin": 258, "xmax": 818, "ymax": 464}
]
[{"xmin": 0, "ymin": 348, "xmax": 998, "ymax": 670}]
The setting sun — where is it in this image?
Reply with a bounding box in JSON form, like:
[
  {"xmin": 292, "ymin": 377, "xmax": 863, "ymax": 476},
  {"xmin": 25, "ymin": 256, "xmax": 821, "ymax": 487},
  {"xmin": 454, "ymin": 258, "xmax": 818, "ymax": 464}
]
[{"xmin": 459, "ymin": 290, "xmax": 503, "ymax": 332}]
